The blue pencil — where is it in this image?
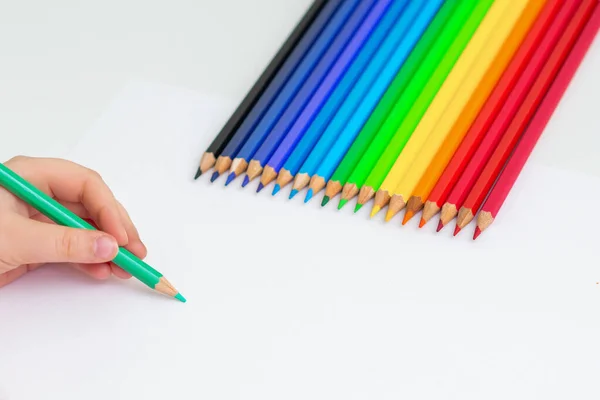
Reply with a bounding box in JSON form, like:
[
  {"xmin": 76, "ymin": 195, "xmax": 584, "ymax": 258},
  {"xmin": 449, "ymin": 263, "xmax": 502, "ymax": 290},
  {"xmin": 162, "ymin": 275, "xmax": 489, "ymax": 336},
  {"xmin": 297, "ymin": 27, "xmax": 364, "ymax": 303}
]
[
  {"xmin": 304, "ymin": 0, "xmax": 444, "ymax": 203},
  {"xmin": 210, "ymin": 0, "xmax": 342, "ymax": 182},
  {"xmin": 256, "ymin": 0, "xmax": 394, "ymax": 193},
  {"xmin": 242, "ymin": 0, "xmax": 380, "ymax": 189},
  {"xmin": 290, "ymin": 0, "xmax": 425, "ymax": 200},
  {"xmin": 272, "ymin": 0, "xmax": 410, "ymax": 196},
  {"xmin": 224, "ymin": 0, "xmax": 361, "ymax": 186}
]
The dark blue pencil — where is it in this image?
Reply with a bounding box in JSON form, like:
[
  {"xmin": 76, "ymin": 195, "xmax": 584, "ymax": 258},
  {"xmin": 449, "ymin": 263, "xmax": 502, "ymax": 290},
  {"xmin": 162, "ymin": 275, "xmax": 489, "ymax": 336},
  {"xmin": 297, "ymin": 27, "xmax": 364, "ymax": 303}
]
[
  {"xmin": 242, "ymin": 0, "xmax": 382, "ymax": 189},
  {"xmin": 210, "ymin": 0, "xmax": 343, "ymax": 182},
  {"xmin": 224, "ymin": 0, "xmax": 361, "ymax": 186}
]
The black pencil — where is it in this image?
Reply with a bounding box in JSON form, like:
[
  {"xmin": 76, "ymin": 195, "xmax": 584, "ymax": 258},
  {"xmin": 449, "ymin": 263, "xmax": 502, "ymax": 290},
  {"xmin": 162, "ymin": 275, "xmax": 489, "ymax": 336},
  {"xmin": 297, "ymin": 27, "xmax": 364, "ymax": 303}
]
[{"xmin": 194, "ymin": 0, "xmax": 329, "ymax": 179}]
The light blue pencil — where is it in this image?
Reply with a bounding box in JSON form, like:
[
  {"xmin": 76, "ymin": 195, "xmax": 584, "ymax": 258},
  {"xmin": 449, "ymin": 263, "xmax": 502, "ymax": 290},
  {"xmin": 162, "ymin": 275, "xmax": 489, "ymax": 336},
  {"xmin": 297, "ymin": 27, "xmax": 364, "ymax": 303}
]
[
  {"xmin": 304, "ymin": 0, "xmax": 445, "ymax": 203},
  {"xmin": 272, "ymin": 0, "xmax": 410, "ymax": 196},
  {"xmin": 289, "ymin": 0, "xmax": 425, "ymax": 200}
]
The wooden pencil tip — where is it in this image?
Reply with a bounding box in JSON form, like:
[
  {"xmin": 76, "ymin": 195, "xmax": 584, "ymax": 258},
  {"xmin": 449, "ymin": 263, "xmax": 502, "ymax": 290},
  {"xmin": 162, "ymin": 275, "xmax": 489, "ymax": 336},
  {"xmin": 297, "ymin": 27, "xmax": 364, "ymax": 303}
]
[
  {"xmin": 436, "ymin": 220, "xmax": 445, "ymax": 233},
  {"xmin": 453, "ymin": 225, "xmax": 461, "ymax": 237},
  {"xmin": 338, "ymin": 198, "xmax": 348, "ymax": 210},
  {"xmin": 256, "ymin": 182, "xmax": 265, "ymax": 193},
  {"xmin": 402, "ymin": 211, "xmax": 415, "ymax": 226},
  {"xmin": 241, "ymin": 175, "xmax": 251, "ymax": 188},
  {"xmin": 370, "ymin": 206, "xmax": 381, "ymax": 218},
  {"xmin": 194, "ymin": 168, "xmax": 202, "ymax": 180},
  {"xmin": 418, "ymin": 218, "xmax": 427, "ymax": 229},
  {"xmin": 354, "ymin": 203, "xmax": 363, "ymax": 213},
  {"xmin": 321, "ymin": 196, "xmax": 330, "ymax": 207},
  {"xmin": 473, "ymin": 227, "xmax": 482, "ymax": 241}
]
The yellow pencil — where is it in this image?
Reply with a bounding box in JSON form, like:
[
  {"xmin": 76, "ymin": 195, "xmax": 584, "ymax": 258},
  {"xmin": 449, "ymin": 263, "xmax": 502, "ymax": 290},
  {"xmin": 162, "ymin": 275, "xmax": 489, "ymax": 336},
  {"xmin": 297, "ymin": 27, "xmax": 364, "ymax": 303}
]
[
  {"xmin": 386, "ymin": 0, "xmax": 543, "ymax": 223},
  {"xmin": 370, "ymin": 0, "xmax": 512, "ymax": 219}
]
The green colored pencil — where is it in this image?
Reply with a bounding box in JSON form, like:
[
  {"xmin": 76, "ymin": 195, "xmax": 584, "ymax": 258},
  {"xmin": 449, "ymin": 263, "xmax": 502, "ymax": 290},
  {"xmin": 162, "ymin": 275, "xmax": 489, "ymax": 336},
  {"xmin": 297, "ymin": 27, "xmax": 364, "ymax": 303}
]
[
  {"xmin": 0, "ymin": 163, "xmax": 185, "ymax": 302},
  {"xmin": 354, "ymin": 0, "xmax": 494, "ymax": 212},
  {"xmin": 322, "ymin": 0, "xmax": 461, "ymax": 207}
]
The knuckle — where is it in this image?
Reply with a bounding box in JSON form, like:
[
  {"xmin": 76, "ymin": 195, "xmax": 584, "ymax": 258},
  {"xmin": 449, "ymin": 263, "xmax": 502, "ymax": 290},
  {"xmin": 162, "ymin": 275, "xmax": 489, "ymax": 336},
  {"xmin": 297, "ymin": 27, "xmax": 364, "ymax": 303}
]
[{"xmin": 56, "ymin": 230, "xmax": 79, "ymax": 259}]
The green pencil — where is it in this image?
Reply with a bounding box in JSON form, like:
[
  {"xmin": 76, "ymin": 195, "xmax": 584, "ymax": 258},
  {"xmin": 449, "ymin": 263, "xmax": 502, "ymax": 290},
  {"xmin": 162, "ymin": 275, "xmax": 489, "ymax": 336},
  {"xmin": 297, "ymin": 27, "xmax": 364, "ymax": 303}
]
[
  {"xmin": 322, "ymin": 0, "xmax": 460, "ymax": 207},
  {"xmin": 354, "ymin": 0, "xmax": 494, "ymax": 212},
  {"xmin": 0, "ymin": 163, "xmax": 186, "ymax": 302}
]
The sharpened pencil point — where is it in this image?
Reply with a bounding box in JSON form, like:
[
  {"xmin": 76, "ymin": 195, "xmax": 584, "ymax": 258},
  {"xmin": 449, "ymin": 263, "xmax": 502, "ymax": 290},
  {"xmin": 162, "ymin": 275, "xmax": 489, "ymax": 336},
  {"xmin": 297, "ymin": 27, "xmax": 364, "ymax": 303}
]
[
  {"xmin": 304, "ymin": 189, "xmax": 313, "ymax": 203},
  {"xmin": 241, "ymin": 175, "xmax": 250, "ymax": 188},
  {"xmin": 419, "ymin": 218, "xmax": 426, "ymax": 229},
  {"xmin": 289, "ymin": 189, "xmax": 299, "ymax": 199},
  {"xmin": 453, "ymin": 225, "xmax": 461, "ymax": 237},
  {"xmin": 194, "ymin": 168, "xmax": 202, "ymax": 180},
  {"xmin": 402, "ymin": 211, "xmax": 415, "ymax": 226},
  {"xmin": 272, "ymin": 184, "xmax": 281, "ymax": 196},
  {"xmin": 210, "ymin": 171, "xmax": 220, "ymax": 183},
  {"xmin": 473, "ymin": 227, "xmax": 482, "ymax": 241},
  {"xmin": 256, "ymin": 183, "xmax": 265, "ymax": 193},
  {"xmin": 370, "ymin": 206, "xmax": 381, "ymax": 218},
  {"xmin": 354, "ymin": 203, "xmax": 363, "ymax": 213},
  {"xmin": 225, "ymin": 173, "xmax": 236, "ymax": 186},
  {"xmin": 321, "ymin": 196, "xmax": 330, "ymax": 207},
  {"xmin": 338, "ymin": 198, "xmax": 348, "ymax": 210},
  {"xmin": 436, "ymin": 220, "xmax": 445, "ymax": 233},
  {"xmin": 175, "ymin": 293, "xmax": 186, "ymax": 303}
]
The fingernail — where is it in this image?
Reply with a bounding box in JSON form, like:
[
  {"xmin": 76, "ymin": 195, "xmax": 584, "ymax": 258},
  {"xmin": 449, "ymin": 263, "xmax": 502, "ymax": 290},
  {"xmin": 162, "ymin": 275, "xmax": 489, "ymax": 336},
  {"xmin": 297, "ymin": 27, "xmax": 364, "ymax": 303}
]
[{"xmin": 94, "ymin": 236, "xmax": 118, "ymax": 259}]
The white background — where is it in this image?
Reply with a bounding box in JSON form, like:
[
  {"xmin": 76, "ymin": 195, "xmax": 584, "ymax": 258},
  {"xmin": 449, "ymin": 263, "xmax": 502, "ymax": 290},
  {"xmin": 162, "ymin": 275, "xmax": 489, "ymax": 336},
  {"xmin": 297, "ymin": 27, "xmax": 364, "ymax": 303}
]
[{"xmin": 0, "ymin": 1, "xmax": 600, "ymax": 399}]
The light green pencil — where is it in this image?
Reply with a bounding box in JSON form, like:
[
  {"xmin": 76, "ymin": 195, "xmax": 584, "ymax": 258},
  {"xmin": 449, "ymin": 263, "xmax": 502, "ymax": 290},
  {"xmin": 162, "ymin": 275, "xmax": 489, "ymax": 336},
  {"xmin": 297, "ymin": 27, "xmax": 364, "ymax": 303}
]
[
  {"xmin": 0, "ymin": 162, "xmax": 186, "ymax": 302},
  {"xmin": 354, "ymin": 0, "xmax": 494, "ymax": 212}
]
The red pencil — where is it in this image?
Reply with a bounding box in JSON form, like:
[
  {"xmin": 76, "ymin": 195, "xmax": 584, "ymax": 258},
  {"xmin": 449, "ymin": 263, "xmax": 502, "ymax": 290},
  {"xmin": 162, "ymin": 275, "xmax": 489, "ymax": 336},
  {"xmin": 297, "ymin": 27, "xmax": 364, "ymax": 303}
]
[
  {"xmin": 453, "ymin": 0, "xmax": 596, "ymax": 236},
  {"xmin": 443, "ymin": 0, "xmax": 580, "ymax": 233},
  {"xmin": 420, "ymin": 0, "xmax": 563, "ymax": 230},
  {"xmin": 476, "ymin": 2, "xmax": 600, "ymax": 240}
]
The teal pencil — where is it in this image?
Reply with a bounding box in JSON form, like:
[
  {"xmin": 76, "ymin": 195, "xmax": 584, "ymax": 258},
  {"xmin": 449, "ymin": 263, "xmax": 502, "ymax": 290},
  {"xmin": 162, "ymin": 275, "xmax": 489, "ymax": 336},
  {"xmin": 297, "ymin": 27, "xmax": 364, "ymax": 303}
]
[{"xmin": 0, "ymin": 163, "xmax": 186, "ymax": 302}]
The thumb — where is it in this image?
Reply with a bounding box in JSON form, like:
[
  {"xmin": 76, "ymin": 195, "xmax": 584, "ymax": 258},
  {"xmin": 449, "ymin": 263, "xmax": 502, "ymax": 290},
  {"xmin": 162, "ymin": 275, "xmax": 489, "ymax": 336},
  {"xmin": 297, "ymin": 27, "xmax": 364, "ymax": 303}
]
[{"xmin": 10, "ymin": 217, "xmax": 119, "ymax": 265}]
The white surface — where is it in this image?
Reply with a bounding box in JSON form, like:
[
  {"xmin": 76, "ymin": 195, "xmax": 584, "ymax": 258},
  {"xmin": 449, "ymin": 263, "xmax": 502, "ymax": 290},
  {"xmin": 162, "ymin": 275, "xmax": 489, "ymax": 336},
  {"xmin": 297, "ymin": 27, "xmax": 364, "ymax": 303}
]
[
  {"xmin": 0, "ymin": 0, "xmax": 313, "ymax": 161},
  {"xmin": 0, "ymin": 80, "xmax": 599, "ymax": 399}
]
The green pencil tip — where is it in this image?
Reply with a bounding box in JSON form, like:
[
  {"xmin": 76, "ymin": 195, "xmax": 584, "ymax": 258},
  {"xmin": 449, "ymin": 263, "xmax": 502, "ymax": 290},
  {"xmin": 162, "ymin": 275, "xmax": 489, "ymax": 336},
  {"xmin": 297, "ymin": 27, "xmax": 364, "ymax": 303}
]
[
  {"xmin": 354, "ymin": 203, "xmax": 363, "ymax": 213},
  {"xmin": 321, "ymin": 196, "xmax": 330, "ymax": 207},
  {"xmin": 338, "ymin": 199, "xmax": 348, "ymax": 210},
  {"xmin": 175, "ymin": 293, "xmax": 187, "ymax": 303}
]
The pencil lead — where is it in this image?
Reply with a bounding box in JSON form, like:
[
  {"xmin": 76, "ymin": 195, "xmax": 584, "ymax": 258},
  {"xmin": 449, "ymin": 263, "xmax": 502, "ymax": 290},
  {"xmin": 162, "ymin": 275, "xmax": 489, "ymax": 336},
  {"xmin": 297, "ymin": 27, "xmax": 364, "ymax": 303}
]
[
  {"xmin": 256, "ymin": 182, "xmax": 265, "ymax": 193},
  {"xmin": 402, "ymin": 210, "xmax": 415, "ymax": 226},
  {"xmin": 418, "ymin": 218, "xmax": 426, "ymax": 229},
  {"xmin": 384, "ymin": 209, "xmax": 394, "ymax": 222},
  {"xmin": 453, "ymin": 225, "xmax": 461, "ymax": 237},
  {"xmin": 338, "ymin": 198, "xmax": 348, "ymax": 210},
  {"xmin": 436, "ymin": 220, "xmax": 444, "ymax": 233},
  {"xmin": 304, "ymin": 189, "xmax": 314, "ymax": 203},
  {"xmin": 473, "ymin": 227, "xmax": 482, "ymax": 241},
  {"xmin": 241, "ymin": 175, "xmax": 250, "ymax": 188},
  {"xmin": 354, "ymin": 203, "xmax": 363, "ymax": 213},
  {"xmin": 175, "ymin": 293, "xmax": 187, "ymax": 303},
  {"xmin": 370, "ymin": 206, "xmax": 381, "ymax": 218},
  {"xmin": 321, "ymin": 196, "xmax": 330, "ymax": 207},
  {"xmin": 272, "ymin": 184, "xmax": 281, "ymax": 196},
  {"xmin": 289, "ymin": 189, "xmax": 299, "ymax": 200},
  {"xmin": 224, "ymin": 173, "xmax": 236, "ymax": 186},
  {"xmin": 210, "ymin": 171, "xmax": 220, "ymax": 183},
  {"xmin": 194, "ymin": 168, "xmax": 202, "ymax": 180}
]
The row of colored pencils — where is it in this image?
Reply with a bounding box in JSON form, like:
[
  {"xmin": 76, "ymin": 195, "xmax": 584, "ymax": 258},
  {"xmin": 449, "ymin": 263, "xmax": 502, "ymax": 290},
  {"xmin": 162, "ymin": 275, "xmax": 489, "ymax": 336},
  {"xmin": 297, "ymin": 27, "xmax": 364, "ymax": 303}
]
[{"xmin": 194, "ymin": 0, "xmax": 600, "ymax": 240}]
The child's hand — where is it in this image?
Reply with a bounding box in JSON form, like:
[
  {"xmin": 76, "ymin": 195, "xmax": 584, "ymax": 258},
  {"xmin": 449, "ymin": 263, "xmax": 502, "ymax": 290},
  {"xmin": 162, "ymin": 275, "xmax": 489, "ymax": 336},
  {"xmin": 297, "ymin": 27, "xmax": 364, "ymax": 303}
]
[{"xmin": 0, "ymin": 156, "xmax": 147, "ymax": 288}]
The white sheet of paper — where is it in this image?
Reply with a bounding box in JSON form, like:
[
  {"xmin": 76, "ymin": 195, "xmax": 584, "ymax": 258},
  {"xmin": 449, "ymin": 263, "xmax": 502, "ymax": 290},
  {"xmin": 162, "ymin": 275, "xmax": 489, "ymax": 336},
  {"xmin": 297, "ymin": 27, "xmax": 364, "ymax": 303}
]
[{"xmin": 0, "ymin": 79, "xmax": 599, "ymax": 399}]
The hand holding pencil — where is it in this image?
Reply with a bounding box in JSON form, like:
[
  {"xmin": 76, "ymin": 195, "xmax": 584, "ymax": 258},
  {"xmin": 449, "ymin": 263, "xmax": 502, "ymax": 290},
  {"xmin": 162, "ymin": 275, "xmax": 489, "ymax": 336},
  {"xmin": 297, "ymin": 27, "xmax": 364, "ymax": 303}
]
[{"xmin": 0, "ymin": 156, "xmax": 184, "ymax": 301}]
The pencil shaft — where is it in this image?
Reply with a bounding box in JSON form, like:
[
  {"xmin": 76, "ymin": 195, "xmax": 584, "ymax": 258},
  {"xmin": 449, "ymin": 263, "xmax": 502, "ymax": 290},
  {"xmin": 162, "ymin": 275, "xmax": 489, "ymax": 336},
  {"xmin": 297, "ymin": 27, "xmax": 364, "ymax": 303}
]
[
  {"xmin": 450, "ymin": 0, "xmax": 581, "ymax": 212},
  {"xmin": 217, "ymin": 0, "xmax": 343, "ymax": 164},
  {"xmin": 250, "ymin": 0, "xmax": 381, "ymax": 172},
  {"xmin": 329, "ymin": 0, "xmax": 460, "ymax": 189},
  {"xmin": 425, "ymin": 0, "xmax": 563, "ymax": 211},
  {"xmin": 315, "ymin": 0, "xmax": 444, "ymax": 182},
  {"xmin": 262, "ymin": 0, "xmax": 392, "ymax": 174},
  {"xmin": 363, "ymin": 0, "xmax": 492, "ymax": 192},
  {"xmin": 201, "ymin": 0, "xmax": 327, "ymax": 159},
  {"xmin": 279, "ymin": 0, "xmax": 408, "ymax": 179},
  {"xmin": 480, "ymin": 1, "xmax": 600, "ymax": 225},
  {"xmin": 463, "ymin": 0, "xmax": 595, "ymax": 215},
  {"xmin": 295, "ymin": 0, "xmax": 415, "ymax": 179}
]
